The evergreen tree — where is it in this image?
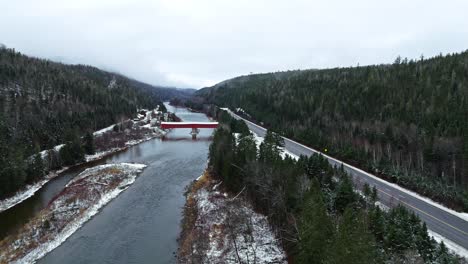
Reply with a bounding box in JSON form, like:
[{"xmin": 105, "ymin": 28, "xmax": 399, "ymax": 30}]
[
  {"xmin": 326, "ymin": 208, "xmax": 378, "ymax": 264},
  {"xmin": 83, "ymin": 131, "xmax": 95, "ymax": 155},
  {"xmin": 370, "ymin": 186, "xmax": 378, "ymax": 204},
  {"xmin": 434, "ymin": 241, "xmax": 457, "ymax": 264},
  {"xmin": 335, "ymin": 175, "xmax": 357, "ymax": 213},
  {"xmin": 259, "ymin": 130, "xmax": 283, "ymax": 164},
  {"xmin": 297, "ymin": 181, "xmax": 333, "ymax": 264},
  {"xmin": 385, "ymin": 205, "xmax": 415, "ymax": 253},
  {"xmin": 60, "ymin": 130, "xmax": 85, "ymax": 166},
  {"xmin": 26, "ymin": 151, "xmax": 45, "ymax": 183},
  {"xmin": 196, "ymin": 49, "xmax": 468, "ymax": 210},
  {"xmin": 369, "ymin": 206, "xmax": 385, "ymax": 243},
  {"xmin": 416, "ymin": 222, "xmax": 436, "ymax": 261}
]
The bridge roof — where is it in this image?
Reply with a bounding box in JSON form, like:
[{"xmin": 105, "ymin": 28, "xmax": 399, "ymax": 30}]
[
  {"xmin": 160, "ymin": 122, "xmax": 218, "ymax": 129},
  {"xmin": 161, "ymin": 122, "xmax": 218, "ymax": 125}
]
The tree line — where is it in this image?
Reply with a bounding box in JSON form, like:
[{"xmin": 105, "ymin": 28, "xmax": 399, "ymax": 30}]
[
  {"xmin": 0, "ymin": 46, "xmax": 189, "ymax": 198},
  {"xmin": 195, "ymin": 50, "xmax": 468, "ymax": 211},
  {"xmin": 208, "ymin": 110, "xmax": 463, "ymax": 263}
]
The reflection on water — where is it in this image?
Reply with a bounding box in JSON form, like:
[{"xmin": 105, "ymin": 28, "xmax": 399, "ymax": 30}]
[
  {"xmin": 37, "ymin": 103, "xmax": 213, "ymax": 264},
  {"xmin": 1, "ymin": 103, "xmax": 214, "ymax": 264},
  {"xmin": 162, "ymin": 136, "xmax": 213, "ymax": 142}
]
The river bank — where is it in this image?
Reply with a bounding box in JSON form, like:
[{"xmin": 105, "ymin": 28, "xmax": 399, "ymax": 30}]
[
  {"xmin": 35, "ymin": 103, "xmax": 214, "ymax": 264},
  {"xmin": 0, "ymin": 108, "xmax": 171, "ymax": 214},
  {"xmin": 0, "ymin": 163, "xmax": 147, "ymax": 264},
  {"xmin": 178, "ymin": 171, "xmax": 287, "ymax": 263}
]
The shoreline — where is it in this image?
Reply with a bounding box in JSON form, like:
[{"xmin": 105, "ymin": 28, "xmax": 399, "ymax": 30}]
[
  {"xmin": 0, "ymin": 163, "xmax": 147, "ymax": 264},
  {"xmin": 177, "ymin": 170, "xmax": 287, "ymax": 263},
  {"xmin": 0, "ymin": 107, "xmax": 173, "ymax": 214},
  {"xmin": 0, "ymin": 128, "xmax": 165, "ymax": 214}
]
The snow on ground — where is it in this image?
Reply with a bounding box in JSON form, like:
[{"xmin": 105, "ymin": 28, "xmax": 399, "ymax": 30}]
[
  {"xmin": 93, "ymin": 124, "xmax": 115, "ymax": 136},
  {"xmin": 84, "ymin": 148, "xmax": 121, "ymax": 162},
  {"xmin": 0, "ymin": 167, "xmax": 68, "ymax": 213},
  {"xmin": 1, "ymin": 108, "xmax": 167, "ymax": 213},
  {"xmin": 283, "ymin": 136, "xmax": 468, "ymax": 221},
  {"xmin": 225, "ymin": 109, "xmax": 468, "ymax": 221},
  {"xmin": 428, "ymin": 230, "xmax": 468, "ymax": 259},
  {"xmin": 251, "ymin": 132, "xmax": 298, "ymax": 161},
  {"xmin": 252, "ymin": 131, "xmax": 264, "ymax": 149},
  {"xmin": 53, "ymin": 144, "xmax": 65, "ymax": 152},
  {"xmin": 0, "ymin": 163, "xmax": 147, "ymax": 264},
  {"xmin": 375, "ymin": 201, "xmax": 390, "ymax": 212},
  {"xmin": 180, "ymin": 174, "xmax": 287, "ymax": 263},
  {"xmin": 196, "ymin": 174, "xmax": 204, "ymax": 181}
]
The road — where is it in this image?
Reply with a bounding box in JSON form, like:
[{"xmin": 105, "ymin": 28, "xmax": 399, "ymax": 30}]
[{"xmin": 225, "ymin": 109, "xmax": 468, "ymax": 252}]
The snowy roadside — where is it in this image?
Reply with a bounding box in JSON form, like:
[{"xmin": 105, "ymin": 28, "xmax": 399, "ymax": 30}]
[
  {"xmin": 226, "ymin": 109, "xmax": 468, "ymax": 222},
  {"xmin": 224, "ymin": 108, "xmax": 468, "ymax": 221},
  {"xmin": 428, "ymin": 230, "xmax": 468, "ymax": 259},
  {"xmin": 247, "ymin": 124, "xmax": 468, "ymax": 259},
  {"xmin": 0, "ymin": 163, "xmax": 147, "ymax": 264},
  {"xmin": 357, "ymin": 188, "xmax": 467, "ymax": 259},
  {"xmin": 178, "ymin": 172, "xmax": 287, "ymax": 263},
  {"xmin": 238, "ymin": 132, "xmax": 298, "ymax": 161}
]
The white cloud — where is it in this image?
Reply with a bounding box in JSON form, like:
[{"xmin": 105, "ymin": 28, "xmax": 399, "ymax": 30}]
[{"xmin": 1, "ymin": 0, "xmax": 467, "ymax": 88}]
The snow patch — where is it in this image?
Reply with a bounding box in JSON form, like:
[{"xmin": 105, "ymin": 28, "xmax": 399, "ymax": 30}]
[
  {"xmin": 84, "ymin": 148, "xmax": 120, "ymax": 162},
  {"xmin": 185, "ymin": 180, "xmax": 287, "ymax": 263},
  {"xmin": 0, "ymin": 167, "xmax": 68, "ymax": 213},
  {"xmin": 375, "ymin": 201, "xmax": 390, "ymax": 212},
  {"xmin": 93, "ymin": 124, "xmax": 115, "ymax": 136},
  {"xmin": 3, "ymin": 163, "xmax": 147, "ymax": 264},
  {"xmin": 428, "ymin": 230, "xmax": 468, "ymax": 259},
  {"xmin": 251, "ymin": 132, "xmax": 298, "ymax": 160}
]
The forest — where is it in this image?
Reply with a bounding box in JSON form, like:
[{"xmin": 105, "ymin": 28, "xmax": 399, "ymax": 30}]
[
  {"xmin": 194, "ymin": 50, "xmax": 468, "ymax": 211},
  {"xmin": 208, "ymin": 110, "xmax": 463, "ymax": 263},
  {"xmin": 0, "ymin": 46, "xmax": 192, "ymax": 198}
]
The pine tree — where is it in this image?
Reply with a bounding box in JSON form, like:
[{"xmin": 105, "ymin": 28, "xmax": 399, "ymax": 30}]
[
  {"xmin": 297, "ymin": 181, "xmax": 333, "ymax": 264},
  {"xmin": 26, "ymin": 151, "xmax": 45, "ymax": 183},
  {"xmin": 326, "ymin": 208, "xmax": 379, "ymax": 264},
  {"xmin": 416, "ymin": 222, "xmax": 436, "ymax": 261},
  {"xmin": 369, "ymin": 206, "xmax": 385, "ymax": 243},
  {"xmin": 434, "ymin": 241, "xmax": 457, "ymax": 264},
  {"xmin": 83, "ymin": 131, "xmax": 95, "ymax": 155},
  {"xmin": 335, "ymin": 175, "xmax": 357, "ymax": 213},
  {"xmin": 370, "ymin": 186, "xmax": 378, "ymax": 204}
]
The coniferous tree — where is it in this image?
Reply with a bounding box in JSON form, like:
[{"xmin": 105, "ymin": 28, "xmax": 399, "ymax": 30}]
[
  {"xmin": 297, "ymin": 181, "xmax": 333, "ymax": 264},
  {"xmin": 83, "ymin": 131, "xmax": 95, "ymax": 155},
  {"xmin": 326, "ymin": 208, "xmax": 378, "ymax": 264},
  {"xmin": 196, "ymin": 50, "xmax": 468, "ymax": 210},
  {"xmin": 335, "ymin": 175, "xmax": 357, "ymax": 213},
  {"xmin": 26, "ymin": 151, "xmax": 45, "ymax": 183}
]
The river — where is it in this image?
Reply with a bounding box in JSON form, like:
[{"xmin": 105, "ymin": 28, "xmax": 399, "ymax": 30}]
[{"xmin": 0, "ymin": 104, "xmax": 213, "ymax": 264}]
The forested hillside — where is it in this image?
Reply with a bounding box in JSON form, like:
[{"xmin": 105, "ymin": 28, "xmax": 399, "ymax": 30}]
[
  {"xmin": 0, "ymin": 46, "xmax": 192, "ymax": 198},
  {"xmin": 209, "ymin": 112, "xmax": 463, "ymax": 263},
  {"xmin": 193, "ymin": 51, "xmax": 468, "ymax": 210}
]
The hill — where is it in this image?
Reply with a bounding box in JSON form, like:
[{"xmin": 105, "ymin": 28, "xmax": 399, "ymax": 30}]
[
  {"xmin": 0, "ymin": 46, "xmax": 192, "ymax": 197},
  {"xmin": 193, "ymin": 51, "xmax": 468, "ymax": 210}
]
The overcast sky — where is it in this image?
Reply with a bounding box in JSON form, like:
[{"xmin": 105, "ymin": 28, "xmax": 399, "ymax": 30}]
[{"xmin": 1, "ymin": 0, "xmax": 468, "ymax": 88}]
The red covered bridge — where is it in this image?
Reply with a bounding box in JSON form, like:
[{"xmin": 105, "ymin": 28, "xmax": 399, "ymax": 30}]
[{"xmin": 160, "ymin": 122, "xmax": 218, "ymax": 139}]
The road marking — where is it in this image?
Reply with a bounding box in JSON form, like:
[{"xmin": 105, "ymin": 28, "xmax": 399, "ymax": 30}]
[
  {"xmin": 226, "ymin": 110, "xmax": 468, "ymax": 236},
  {"xmin": 378, "ymin": 189, "xmax": 468, "ymax": 236}
]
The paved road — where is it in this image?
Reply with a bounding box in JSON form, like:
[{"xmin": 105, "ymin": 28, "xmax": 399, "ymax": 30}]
[{"xmin": 225, "ymin": 109, "xmax": 468, "ymax": 251}]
